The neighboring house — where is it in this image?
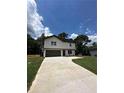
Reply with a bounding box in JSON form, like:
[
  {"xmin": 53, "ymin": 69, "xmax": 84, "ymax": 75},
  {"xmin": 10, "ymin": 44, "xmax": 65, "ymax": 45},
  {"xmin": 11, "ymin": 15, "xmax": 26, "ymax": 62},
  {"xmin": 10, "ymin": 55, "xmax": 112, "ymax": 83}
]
[
  {"xmin": 43, "ymin": 35, "xmax": 76, "ymax": 57},
  {"xmin": 90, "ymin": 49, "xmax": 97, "ymax": 56}
]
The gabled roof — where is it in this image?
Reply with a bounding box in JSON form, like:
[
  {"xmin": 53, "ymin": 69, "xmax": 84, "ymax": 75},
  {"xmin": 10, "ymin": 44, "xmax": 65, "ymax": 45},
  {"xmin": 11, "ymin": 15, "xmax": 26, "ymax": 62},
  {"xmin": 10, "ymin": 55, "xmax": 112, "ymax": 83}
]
[{"xmin": 45, "ymin": 35, "xmax": 75, "ymax": 43}]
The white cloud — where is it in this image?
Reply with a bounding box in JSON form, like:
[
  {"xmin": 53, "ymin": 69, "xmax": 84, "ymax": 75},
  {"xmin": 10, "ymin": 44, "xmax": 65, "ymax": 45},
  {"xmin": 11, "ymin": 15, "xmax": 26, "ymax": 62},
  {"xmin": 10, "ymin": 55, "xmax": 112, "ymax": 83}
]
[
  {"xmin": 79, "ymin": 25, "xmax": 82, "ymax": 29},
  {"xmin": 79, "ymin": 23, "xmax": 84, "ymax": 29},
  {"xmin": 85, "ymin": 28, "xmax": 92, "ymax": 35},
  {"xmin": 27, "ymin": 0, "xmax": 53, "ymax": 39},
  {"xmin": 87, "ymin": 35, "xmax": 97, "ymax": 46},
  {"xmin": 44, "ymin": 27, "xmax": 53, "ymax": 36},
  {"xmin": 69, "ymin": 33, "xmax": 78, "ymax": 39}
]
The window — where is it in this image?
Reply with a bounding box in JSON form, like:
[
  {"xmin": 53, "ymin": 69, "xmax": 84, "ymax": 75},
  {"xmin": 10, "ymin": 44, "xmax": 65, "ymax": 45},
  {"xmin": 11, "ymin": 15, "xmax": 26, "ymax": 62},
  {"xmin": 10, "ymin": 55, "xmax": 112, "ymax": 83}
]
[
  {"xmin": 69, "ymin": 43, "xmax": 72, "ymax": 47},
  {"xmin": 68, "ymin": 50, "xmax": 72, "ymax": 54},
  {"xmin": 51, "ymin": 41, "xmax": 56, "ymax": 46}
]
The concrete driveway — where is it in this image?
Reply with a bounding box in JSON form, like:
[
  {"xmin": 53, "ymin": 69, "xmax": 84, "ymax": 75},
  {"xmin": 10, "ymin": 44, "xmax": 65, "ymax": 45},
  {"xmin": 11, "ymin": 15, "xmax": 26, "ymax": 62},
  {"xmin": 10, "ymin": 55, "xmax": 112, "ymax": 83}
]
[{"xmin": 28, "ymin": 57, "xmax": 97, "ymax": 93}]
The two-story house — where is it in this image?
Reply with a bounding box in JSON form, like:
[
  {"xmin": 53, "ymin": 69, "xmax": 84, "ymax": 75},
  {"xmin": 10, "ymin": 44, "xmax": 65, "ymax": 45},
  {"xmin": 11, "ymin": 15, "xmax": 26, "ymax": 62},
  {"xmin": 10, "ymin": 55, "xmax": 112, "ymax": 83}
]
[{"xmin": 43, "ymin": 35, "xmax": 76, "ymax": 57}]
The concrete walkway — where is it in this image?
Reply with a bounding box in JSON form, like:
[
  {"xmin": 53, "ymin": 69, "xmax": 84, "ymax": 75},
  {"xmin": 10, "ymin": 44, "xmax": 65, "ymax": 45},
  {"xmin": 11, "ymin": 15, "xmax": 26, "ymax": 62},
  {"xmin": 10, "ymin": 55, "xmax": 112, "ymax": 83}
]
[{"xmin": 28, "ymin": 57, "xmax": 97, "ymax": 93}]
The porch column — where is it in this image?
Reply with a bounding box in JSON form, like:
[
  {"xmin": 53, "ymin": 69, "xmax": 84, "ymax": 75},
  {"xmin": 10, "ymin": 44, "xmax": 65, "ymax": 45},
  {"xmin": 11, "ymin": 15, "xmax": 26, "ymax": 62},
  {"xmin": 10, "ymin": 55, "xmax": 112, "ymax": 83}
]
[
  {"xmin": 43, "ymin": 50, "xmax": 46, "ymax": 57},
  {"xmin": 65, "ymin": 50, "xmax": 68, "ymax": 56},
  {"xmin": 61, "ymin": 50, "xmax": 63, "ymax": 56},
  {"xmin": 72, "ymin": 50, "xmax": 75, "ymax": 55}
]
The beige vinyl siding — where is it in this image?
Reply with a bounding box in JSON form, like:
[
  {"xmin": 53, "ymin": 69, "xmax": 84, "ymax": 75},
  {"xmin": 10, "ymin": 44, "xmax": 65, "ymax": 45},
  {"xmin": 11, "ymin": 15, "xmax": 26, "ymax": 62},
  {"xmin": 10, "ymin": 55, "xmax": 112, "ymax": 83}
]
[{"xmin": 44, "ymin": 37, "xmax": 75, "ymax": 49}]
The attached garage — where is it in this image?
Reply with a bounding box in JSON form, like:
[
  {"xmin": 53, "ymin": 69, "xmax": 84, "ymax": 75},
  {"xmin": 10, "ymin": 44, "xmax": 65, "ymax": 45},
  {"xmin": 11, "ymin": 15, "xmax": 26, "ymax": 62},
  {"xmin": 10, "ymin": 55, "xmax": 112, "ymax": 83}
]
[{"xmin": 46, "ymin": 50, "xmax": 61, "ymax": 57}]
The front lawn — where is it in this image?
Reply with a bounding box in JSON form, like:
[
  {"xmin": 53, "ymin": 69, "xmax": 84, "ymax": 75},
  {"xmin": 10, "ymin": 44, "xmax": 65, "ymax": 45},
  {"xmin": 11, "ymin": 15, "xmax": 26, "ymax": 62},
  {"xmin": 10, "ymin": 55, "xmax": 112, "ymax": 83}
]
[
  {"xmin": 27, "ymin": 55, "xmax": 44, "ymax": 91},
  {"xmin": 72, "ymin": 56, "xmax": 97, "ymax": 74}
]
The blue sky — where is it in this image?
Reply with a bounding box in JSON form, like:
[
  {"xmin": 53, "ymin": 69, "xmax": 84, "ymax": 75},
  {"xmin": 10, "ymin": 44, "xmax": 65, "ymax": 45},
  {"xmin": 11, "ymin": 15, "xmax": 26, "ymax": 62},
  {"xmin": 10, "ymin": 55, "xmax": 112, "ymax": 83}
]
[
  {"xmin": 36, "ymin": 0, "xmax": 97, "ymax": 36},
  {"xmin": 27, "ymin": 0, "xmax": 97, "ymax": 44}
]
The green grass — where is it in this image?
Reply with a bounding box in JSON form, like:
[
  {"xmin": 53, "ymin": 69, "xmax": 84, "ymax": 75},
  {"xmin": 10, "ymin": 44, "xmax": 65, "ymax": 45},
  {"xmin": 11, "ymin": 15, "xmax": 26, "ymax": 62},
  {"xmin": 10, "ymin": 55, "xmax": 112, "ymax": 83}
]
[
  {"xmin": 27, "ymin": 55, "xmax": 44, "ymax": 91},
  {"xmin": 72, "ymin": 56, "xmax": 97, "ymax": 74}
]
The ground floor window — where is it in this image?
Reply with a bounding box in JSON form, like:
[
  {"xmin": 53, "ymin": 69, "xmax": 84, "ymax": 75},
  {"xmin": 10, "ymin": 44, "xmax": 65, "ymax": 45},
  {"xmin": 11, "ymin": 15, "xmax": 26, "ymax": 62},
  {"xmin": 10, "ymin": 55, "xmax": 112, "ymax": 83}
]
[{"xmin": 68, "ymin": 50, "xmax": 72, "ymax": 54}]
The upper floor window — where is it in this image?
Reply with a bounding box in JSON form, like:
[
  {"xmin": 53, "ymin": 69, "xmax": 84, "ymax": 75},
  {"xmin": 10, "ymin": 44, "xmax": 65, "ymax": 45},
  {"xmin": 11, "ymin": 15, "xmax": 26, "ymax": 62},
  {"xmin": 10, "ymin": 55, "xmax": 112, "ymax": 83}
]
[
  {"xmin": 69, "ymin": 43, "xmax": 72, "ymax": 47},
  {"xmin": 51, "ymin": 41, "xmax": 56, "ymax": 46}
]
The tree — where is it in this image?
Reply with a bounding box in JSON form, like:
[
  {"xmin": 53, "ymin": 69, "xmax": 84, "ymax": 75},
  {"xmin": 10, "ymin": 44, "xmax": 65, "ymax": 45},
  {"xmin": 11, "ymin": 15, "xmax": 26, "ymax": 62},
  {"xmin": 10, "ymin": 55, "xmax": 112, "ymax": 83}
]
[
  {"xmin": 88, "ymin": 42, "xmax": 97, "ymax": 51},
  {"xmin": 58, "ymin": 32, "xmax": 68, "ymax": 40},
  {"xmin": 74, "ymin": 34, "xmax": 91, "ymax": 55},
  {"xmin": 37, "ymin": 34, "xmax": 45, "ymax": 56},
  {"xmin": 27, "ymin": 34, "xmax": 40, "ymax": 54},
  {"xmin": 27, "ymin": 34, "xmax": 34, "ymax": 54},
  {"xmin": 74, "ymin": 35, "xmax": 91, "ymax": 46},
  {"xmin": 92, "ymin": 42, "xmax": 97, "ymax": 47}
]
